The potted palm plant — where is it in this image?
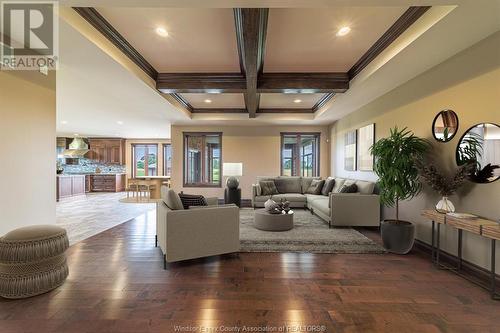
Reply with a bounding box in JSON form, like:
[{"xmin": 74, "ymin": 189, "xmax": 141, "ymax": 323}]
[{"xmin": 370, "ymin": 127, "xmax": 430, "ymax": 254}]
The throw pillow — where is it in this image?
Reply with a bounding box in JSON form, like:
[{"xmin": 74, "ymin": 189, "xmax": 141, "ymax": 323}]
[
  {"xmin": 163, "ymin": 189, "xmax": 184, "ymax": 210},
  {"xmin": 306, "ymin": 179, "xmax": 325, "ymax": 194},
  {"xmin": 178, "ymin": 193, "xmax": 208, "ymax": 209},
  {"xmin": 339, "ymin": 183, "xmax": 358, "ymax": 193},
  {"xmin": 321, "ymin": 177, "xmax": 335, "ymax": 196},
  {"xmin": 259, "ymin": 180, "xmax": 279, "ymax": 196}
]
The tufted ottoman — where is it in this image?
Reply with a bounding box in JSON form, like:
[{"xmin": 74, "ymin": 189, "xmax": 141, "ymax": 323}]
[{"xmin": 0, "ymin": 225, "xmax": 69, "ymax": 299}]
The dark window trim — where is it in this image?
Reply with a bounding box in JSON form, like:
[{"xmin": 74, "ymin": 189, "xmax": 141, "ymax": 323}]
[
  {"xmin": 162, "ymin": 143, "xmax": 172, "ymax": 177},
  {"xmin": 280, "ymin": 132, "xmax": 321, "ymax": 177},
  {"xmin": 183, "ymin": 132, "xmax": 222, "ymax": 188},
  {"xmin": 131, "ymin": 143, "xmax": 159, "ymax": 178}
]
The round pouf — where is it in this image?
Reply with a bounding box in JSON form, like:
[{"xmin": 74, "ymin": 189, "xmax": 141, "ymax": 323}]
[
  {"xmin": 0, "ymin": 225, "xmax": 69, "ymax": 299},
  {"xmin": 254, "ymin": 209, "xmax": 294, "ymax": 231}
]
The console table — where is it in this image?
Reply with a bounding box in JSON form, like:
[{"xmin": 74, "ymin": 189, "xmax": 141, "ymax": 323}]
[{"xmin": 421, "ymin": 209, "xmax": 499, "ymax": 300}]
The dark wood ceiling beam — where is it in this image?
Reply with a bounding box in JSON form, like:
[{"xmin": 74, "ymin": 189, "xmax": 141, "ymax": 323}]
[
  {"xmin": 234, "ymin": 8, "xmax": 269, "ymax": 118},
  {"xmin": 312, "ymin": 93, "xmax": 335, "ymax": 112},
  {"xmin": 191, "ymin": 108, "xmax": 248, "ymax": 114},
  {"xmin": 258, "ymin": 108, "xmax": 314, "ymax": 114},
  {"xmin": 258, "ymin": 73, "xmax": 349, "ymax": 93},
  {"xmin": 156, "ymin": 73, "xmax": 246, "ymax": 93},
  {"xmin": 348, "ymin": 6, "xmax": 431, "ymax": 79},
  {"xmin": 73, "ymin": 7, "xmax": 158, "ymax": 80}
]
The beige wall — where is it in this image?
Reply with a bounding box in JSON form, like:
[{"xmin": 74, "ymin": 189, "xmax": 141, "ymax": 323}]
[
  {"xmin": 0, "ymin": 71, "xmax": 56, "ymax": 235},
  {"xmin": 330, "ymin": 31, "xmax": 500, "ymax": 273},
  {"xmin": 171, "ymin": 125, "xmax": 330, "ymax": 199},
  {"xmin": 125, "ymin": 139, "xmax": 171, "ymax": 179}
]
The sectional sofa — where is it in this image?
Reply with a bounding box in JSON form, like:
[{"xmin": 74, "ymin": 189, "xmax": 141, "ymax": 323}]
[{"xmin": 252, "ymin": 176, "xmax": 380, "ymax": 227}]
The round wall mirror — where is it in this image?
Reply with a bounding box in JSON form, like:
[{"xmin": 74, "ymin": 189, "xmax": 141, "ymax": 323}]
[
  {"xmin": 456, "ymin": 123, "xmax": 500, "ymax": 183},
  {"xmin": 432, "ymin": 109, "xmax": 459, "ymax": 142}
]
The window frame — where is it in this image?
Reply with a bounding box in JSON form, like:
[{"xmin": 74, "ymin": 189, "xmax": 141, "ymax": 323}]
[
  {"xmin": 183, "ymin": 132, "xmax": 222, "ymax": 188},
  {"xmin": 162, "ymin": 143, "xmax": 172, "ymax": 177},
  {"xmin": 280, "ymin": 132, "xmax": 320, "ymax": 177},
  {"xmin": 131, "ymin": 143, "xmax": 159, "ymax": 178}
]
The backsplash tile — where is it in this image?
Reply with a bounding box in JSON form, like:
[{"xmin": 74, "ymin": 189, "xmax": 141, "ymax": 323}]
[{"xmin": 62, "ymin": 158, "xmax": 126, "ymax": 174}]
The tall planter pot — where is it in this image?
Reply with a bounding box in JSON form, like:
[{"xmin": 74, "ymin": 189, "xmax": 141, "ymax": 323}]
[{"xmin": 381, "ymin": 220, "xmax": 415, "ymax": 254}]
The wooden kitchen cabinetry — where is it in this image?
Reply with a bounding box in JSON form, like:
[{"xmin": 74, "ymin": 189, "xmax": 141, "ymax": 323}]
[
  {"xmin": 57, "ymin": 175, "xmax": 86, "ymax": 201},
  {"xmin": 87, "ymin": 139, "xmax": 125, "ymax": 165},
  {"xmin": 90, "ymin": 174, "xmax": 126, "ymax": 192}
]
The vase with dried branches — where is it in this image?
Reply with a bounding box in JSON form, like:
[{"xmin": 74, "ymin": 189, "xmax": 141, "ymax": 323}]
[{"xmin": 416, "ymin": 160, "xmax": 474, "ymax": 213}]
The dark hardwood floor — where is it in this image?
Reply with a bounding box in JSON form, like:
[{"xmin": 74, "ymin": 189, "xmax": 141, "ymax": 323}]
[{"xmin": 1, "ymin": 210, "xmax": 499, "ymax": 333}]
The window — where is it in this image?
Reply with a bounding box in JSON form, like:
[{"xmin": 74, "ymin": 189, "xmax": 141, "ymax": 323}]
[
  {"xmin": 163, "ymin": 144, "xmax": 172, "ymax": 177},
  {"xmin": 132, "ymin": 144, "xmax": 158, "ymax": 177},
  {"xmin": 183, "ymin": 133, "xmax": 222, "ymax": 187},
  {"xmin": 281, "ymin": 133, "xmax": 320, "ymax": 177}
]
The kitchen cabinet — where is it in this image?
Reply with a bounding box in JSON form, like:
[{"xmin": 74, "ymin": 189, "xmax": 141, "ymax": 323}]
[
  {"xmin": 56, "ymin": 175, "xmax": 86, "ymax": 201},
  {"xmin": 90, "ymin": 174, "xmax": 126, "ymax": 192},
  {"xmin": 87, "ymin": 139, "xmax": 125, "ymax": 165}
]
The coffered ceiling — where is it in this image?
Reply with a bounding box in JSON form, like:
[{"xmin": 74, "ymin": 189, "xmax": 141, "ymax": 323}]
[
  {"xmin": 96, "ymin": 8, "xmax": 240, "ymax": 73},
  {"xmin": 264, "ymin": 7, "xmax": 408, "ymax": 72},
  {"xmin": 73, "ymin": 5, "xmax": 430, "ymax": 118}
]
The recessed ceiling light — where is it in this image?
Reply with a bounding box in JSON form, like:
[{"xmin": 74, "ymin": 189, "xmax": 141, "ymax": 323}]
[
  {"xmin": 60, "ymin": 120, "xmax": 67, "ymax": 124},
  {"xmin": 74, "ymin": 133, "xmax": 79, "ymax": 136},
  {"xmin": 336, "ymin": 26, "xmax": 351, "ymax": 37},
  {"xmin": 156, "ymin": 27, "xmax": 168, "ymax": 37},
  {"xmin": 117, "ymin": 121, "xmax": 124, "ymax": 125},
  {"xmin": 293, "ymin": 99, "xmax": 302, "ymax": 103},
  {"xmin": 204, "ymin": 99, "xmax": 212, "ymax": 104}
]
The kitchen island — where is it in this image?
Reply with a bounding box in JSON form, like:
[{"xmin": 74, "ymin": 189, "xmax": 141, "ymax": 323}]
[
  {"xmin": 57, "ymin": 173, "xmax": 126, "ymax": 201},
  {"xmin": 56, "ymin": 174, "xmax": 85, "ymax": 201}
]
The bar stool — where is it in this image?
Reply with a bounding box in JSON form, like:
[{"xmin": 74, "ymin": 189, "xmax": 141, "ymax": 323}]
[
  {"xmin": 126, "ymin": 179, "xmax": 140, "ymax": 201},
  {"xmin": 136, "ymin": 180, "xmax": 156, "ymax": 201}
]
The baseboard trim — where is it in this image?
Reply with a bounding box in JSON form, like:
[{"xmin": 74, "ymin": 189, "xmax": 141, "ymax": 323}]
[{"xmin": 413, "ymin": 239, "xmax": 499, "ymax": 284}]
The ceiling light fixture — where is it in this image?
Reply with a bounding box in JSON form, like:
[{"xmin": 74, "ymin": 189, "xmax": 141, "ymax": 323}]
[
  {"xmin": 60, "ymin": 120, "xmax": 68, "ymax": 124},
  {"xmin": 204, "ymin": 99, "xmax": 212, "ymax": 104},
  {"xmin": 293, "ymin": 99, "xmax": 302, "ymax": 103},
  {"xmin": 74, "ymin": 133, "xmax": 79, "ymax": 137},
  {"xmin": 156, "ymin": 27, "xmax": 169, "ymax": 37},
  {"xmin": 117, "ymin": 121, "xmax": 124, "ymax": 125},
  {"xmin": 336, "ymin": 26, "xmax": 351, "ymax": 36}
]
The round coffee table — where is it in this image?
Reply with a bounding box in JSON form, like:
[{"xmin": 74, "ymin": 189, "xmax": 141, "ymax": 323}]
[{"xmin": 254, "ymin": 209, "xmax": 294, "ymax": 231}]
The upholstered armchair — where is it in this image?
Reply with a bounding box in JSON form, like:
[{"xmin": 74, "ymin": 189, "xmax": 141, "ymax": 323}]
[{"xmin": 156, "ymin": 187, "xmax": 240, "ymax": 267}]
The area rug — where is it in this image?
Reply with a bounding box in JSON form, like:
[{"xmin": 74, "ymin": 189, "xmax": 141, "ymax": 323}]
[{"xmin": 240, "ymin": 208, "xmax": 385, "ymax": 254}]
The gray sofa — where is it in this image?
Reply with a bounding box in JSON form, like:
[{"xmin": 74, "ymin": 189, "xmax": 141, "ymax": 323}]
[
  {"xmin": 156, "ymin": 187, "xmax": 240, "ymax": 265},
  {"xmin": 252, "ymin": 176, "xmax": 380, "ymax": 227}
]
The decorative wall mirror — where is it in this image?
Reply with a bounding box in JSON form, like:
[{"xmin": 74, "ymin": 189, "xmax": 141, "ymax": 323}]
[
  {"xmin": 432, "ymin": 109, "xmax": 459, "ymax": 142},
  {"xmin": 456, "ymin": 123, "xmax": 500, "ymax": 183}
]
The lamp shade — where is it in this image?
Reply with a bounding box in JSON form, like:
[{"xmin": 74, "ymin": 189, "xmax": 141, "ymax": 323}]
[{"xmin": 223, "ymin": 162, "xmax": 243, "ymax": 177}]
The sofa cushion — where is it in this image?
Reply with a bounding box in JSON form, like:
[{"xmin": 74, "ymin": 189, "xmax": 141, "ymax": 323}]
[
  {"xmin": 178, "ymin": 193, "xmax": 208, "ymax": 209},
  {"xmin": 271, "ymin": 193, "xmax": 306, "ymax": 202},
  {"xmin": 339, "ymin": 183, "xmax": 358, "ymax": 193},
  {"xmin": 343, "ymin": 179, "xmax": 357, "ymax": 187},
  {"xmin": 254, "ymin": 195, "xmax": 271, "ymax": 202},
  {"xmin": 259, "ymin": 180, "xmax": 279, "ymax": 196},
  {"xmin": 332, "ymin": 178, "xmax": 346, "ymax": 193},
  {"xmin": 321, "ymin": 177, "xmax": 335, "ymax": 196},
  {"xmin": 311, "ymin": 198, "xmax": 330, "ymax": 215},
  {"xmin": 305, "ymin": 194, "xmax": 325, "ymax": 202},
  {"xmin": 355, "ymin": 180, "xmax": 375, "ymax": 194},
  {"xmin": 162, "ymin": 188, "xmax": 184, "ymax": 210},
  {"xmin": 301, "ymin": 177, "xmax": 321, "ymax": 193},
  {"xmin": 306, "ymin": 179, "xmax": 325, "ymax": 194},
  {"xmin": 253, "ymin": 183, "xmax": 262, "ymax": 196},
  {"xmin": 275, "ymin": 177, "xmax": 302, "ymax": 193}
]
